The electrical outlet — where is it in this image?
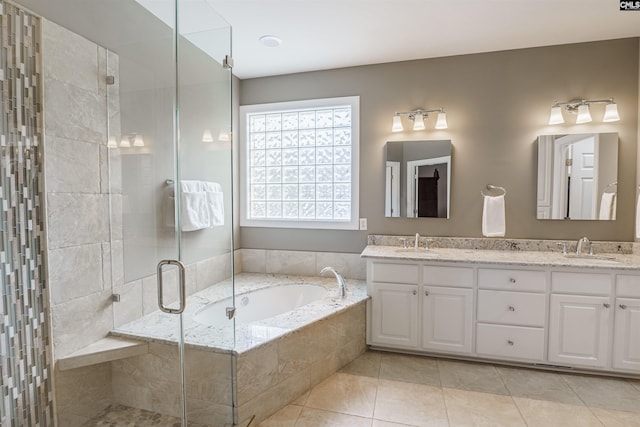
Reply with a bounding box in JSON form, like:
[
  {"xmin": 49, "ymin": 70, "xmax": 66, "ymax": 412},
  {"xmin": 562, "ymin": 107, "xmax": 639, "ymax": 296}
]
[{"xmin": 359, "ymin": 218, "xmax": 367, "ymax": 230}]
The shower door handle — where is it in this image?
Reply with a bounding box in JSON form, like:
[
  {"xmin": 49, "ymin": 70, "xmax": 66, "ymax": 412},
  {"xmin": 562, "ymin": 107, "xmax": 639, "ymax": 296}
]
[{"xmin": 157, "ymin": 259, "xmax": 186, "ymax": 314}]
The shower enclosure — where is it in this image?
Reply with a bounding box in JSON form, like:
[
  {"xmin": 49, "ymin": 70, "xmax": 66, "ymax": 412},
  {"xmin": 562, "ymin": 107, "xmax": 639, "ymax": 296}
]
[{"xmin": 2, "ymin": 0, "xmax": 234, "ymax": 425}]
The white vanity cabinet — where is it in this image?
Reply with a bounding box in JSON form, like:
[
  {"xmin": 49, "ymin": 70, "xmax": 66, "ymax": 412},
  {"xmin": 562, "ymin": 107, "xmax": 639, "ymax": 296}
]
[
  {"xmin": 421, "ymin": 266, "xmax": 474, "ymax": 354},
  {"xmin": 548, "ymin": 272, "xmax": 612, "ymax": 368},
  {"xmin": 476, "ymin": 268, "xmax": 547, "ymax": 362},
  {"xmin": 369, "ymin": 262, "xmax": 420, "ymax": 349},
  {"xmin": 612, "ymin": 275, "xmax": 640, "ymax": 373},
  {"xmin": 365, "ymin": 250, "xmax": 640, "ymax": 377}
]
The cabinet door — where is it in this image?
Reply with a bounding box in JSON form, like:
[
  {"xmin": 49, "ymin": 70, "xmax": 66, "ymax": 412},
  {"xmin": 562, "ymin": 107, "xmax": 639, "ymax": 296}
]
[
  {"xmin": 422, "ymin": 286, "xmax": 473, "ymax": 354},
  {"xmin": 548, "ymin": 294, "xmax": 611, "ymax": 368},
  {"xmin": 370, "ymin": 283, "xmax": 419, "ymax": 348},
  {"xmin": 613, "ymin": 298, "xmax": 640, "ymax": 372}
]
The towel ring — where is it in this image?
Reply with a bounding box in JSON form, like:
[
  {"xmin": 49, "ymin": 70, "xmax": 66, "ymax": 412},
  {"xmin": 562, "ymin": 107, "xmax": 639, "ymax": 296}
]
[{"xmin": 481, "ymin": 184, "xmax": 506, "ymax": 197}]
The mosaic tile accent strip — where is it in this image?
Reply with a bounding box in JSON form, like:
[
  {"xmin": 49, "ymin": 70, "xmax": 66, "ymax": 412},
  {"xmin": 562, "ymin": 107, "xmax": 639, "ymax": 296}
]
[{"xmin": 0, "ymin": 2, "xmax": 53, "ymax": 426}]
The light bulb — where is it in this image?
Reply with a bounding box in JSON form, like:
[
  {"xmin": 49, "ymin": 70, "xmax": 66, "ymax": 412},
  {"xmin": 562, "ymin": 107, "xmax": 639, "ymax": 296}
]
[
  {"xmin": 575, "ymin": 104, "xmax": 592, "ymax": 124},
  {"xmin": 391, "ymin": 115, "xmax": 403, "ymax": 132},
  {"xmin": 602, "ymin": 103, "xmax": 620, "ymax": 122},
  {"xmin": 119, "ymin": 137, "xmax": 130, "ymax": 148},
  {"xmin": 202, "ymin": 129, "xmax": 214, "ymax": 142},
  {"xmin": 133, "ymin": 134, "xmax": 144, "ymax": 147},
  {"xmin": 412, "ymin": 114, "xmax": 425, "ymax": 131},
  {"xmin": 435, "ymin": 112, "xmax": 448, "ymax": 129},
  {"xmin": 218, "ymin": 130, "xmax": 230, "ymax": 142},
  {"xmin": 548, "ymin": 106, "xmax": 564, "ymax": 125}
]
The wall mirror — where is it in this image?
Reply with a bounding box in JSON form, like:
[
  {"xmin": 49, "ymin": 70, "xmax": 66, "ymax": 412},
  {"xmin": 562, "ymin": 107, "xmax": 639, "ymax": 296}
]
[
  {"xmin": 536, "ymin": 132, "xmax": 618, "ymax": 220},
  {"xmin": 385, "ymin": 140, "xmax": 451, "ymax": 218}
]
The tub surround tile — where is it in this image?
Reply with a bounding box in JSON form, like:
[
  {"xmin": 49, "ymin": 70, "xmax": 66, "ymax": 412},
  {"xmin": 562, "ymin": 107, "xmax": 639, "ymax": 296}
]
[
  {"xmin": 497, "ymin": 366, "xmax": 584, "ymax": 405},
  {"xmin": 379, "ymin": 353, "xmax": 440, "ymax": 387},
  {"xmin": 196, "ymin": 253, "xmax": 232, "ymax": 291},
  {"xmin": 266, "ymin": 250, "xmax": 317, "ymax": 276},
  {"xmin": 316, "ymin": 251, "xmax": 366, "ymax": 280},
  {"xmin": 374, "ymin": 379, "xmax": 448, "ymax": 427},
  {"xmin": 241, "ymin": 249, "xmax": 267, "ymax": 273},
  {"xmin": 512, "ymin": 397, "xmax": 603, "ymax": 427},
  {"xmin": 443, "ymin": 387, "xmax": 526, "ymax": 426},
  {"xmin": 438, "ymin": 359, "xmax": 510, "ymax": 395}
]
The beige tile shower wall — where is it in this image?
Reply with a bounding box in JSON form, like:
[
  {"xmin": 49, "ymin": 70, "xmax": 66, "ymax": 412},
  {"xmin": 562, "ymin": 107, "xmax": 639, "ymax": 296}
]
[
  {"xmin": 42, "ymin": 19, "xmax": 122, "ymax": 426},
  {"xmin": 239, "ymin": 248, "xmax": 366, "ymax": 280}
]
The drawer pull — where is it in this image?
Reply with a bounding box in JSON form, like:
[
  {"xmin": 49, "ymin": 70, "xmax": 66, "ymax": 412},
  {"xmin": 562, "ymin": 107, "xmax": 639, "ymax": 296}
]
[
  {"xmin": 425, "ymin": 291, "xmax": 430, "ymax": 296},
  {"xmin": 603, "ymin": 303, "xmax": 610, "ymax": 308},
  {"xmin": 509, "ymin": 278, "xmax": 516, "ymax": 283},
  {"xmin": 508, "ymin": 305, "xmax": 515, "ymax": 312},
  {"xmin": 412, "ymin": 290, "xmax": 417, "ymax": 296},
  {"xmin": 507, "ymin": 340, "xmax": 514, "ymax": 346},
  {"xmin": 619, "ymin": 304, "xmax": 628, "ymax": 309}
]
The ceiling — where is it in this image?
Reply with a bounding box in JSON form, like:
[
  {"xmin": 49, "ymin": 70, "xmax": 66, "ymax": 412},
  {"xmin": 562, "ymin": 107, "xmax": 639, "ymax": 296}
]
[
  {"xmin": 206, "ymin": 0, "xmax": 640, "ymax": 79},
  {"xmin": 14, "ymin": 0, "xmax": 640, "ymax": 80}
]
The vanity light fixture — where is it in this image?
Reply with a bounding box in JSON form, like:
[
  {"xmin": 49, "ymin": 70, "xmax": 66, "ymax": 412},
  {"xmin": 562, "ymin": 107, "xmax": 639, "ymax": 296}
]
[
  {"xmin": 391, "ymin": 108, "xmax": 448, "ymax": 132},
  {"xmin": 548, "ymin": 98, "xmax": 620, "ymax": 125},
  {"xmin": 118, "ymin": 133, "xmax": 145, "ymax": 148},
  {"xmin": 202, "ymin": 129, "xmax": 214, "ymax": 142},
  {"xmin": 107, "ymin": 136, "xmax": 118, "ymax": 148}
]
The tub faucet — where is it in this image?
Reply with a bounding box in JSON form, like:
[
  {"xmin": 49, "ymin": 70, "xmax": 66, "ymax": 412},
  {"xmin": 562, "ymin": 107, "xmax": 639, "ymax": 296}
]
[
  {"xmin": 320, "ymin": 266, "xmax": 347, "ymax": 298},
  {"xmin": 576, "ymin": 236, "xmax": 590, "ymax": 254}
]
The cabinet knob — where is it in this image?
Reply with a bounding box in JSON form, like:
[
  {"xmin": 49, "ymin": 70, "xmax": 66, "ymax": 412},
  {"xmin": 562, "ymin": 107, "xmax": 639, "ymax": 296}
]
[
  {"xmin": 507, "ymin": 340, "xmax": 514, "ymax": 346},
  {"xmin": 603, "ymin": 303, "xmax": 610, "ymax": 308},
  {"xmin": 619, "ymin": 304, "xmax": 628, "ymax": 309},
  {"xmin": 509, "ymin": 278, "xmax": 516, "ymax": 284},
  {"xmin": 508, "ymin": 305, "xmax": 515, "ymax": 312},
  {"xmin": 425, "ymin": 291, "xmax": 430, "ymax": 296},
  {"xmin": 412, "ymin": 290, "xmax": 417, "ymax": 296}
]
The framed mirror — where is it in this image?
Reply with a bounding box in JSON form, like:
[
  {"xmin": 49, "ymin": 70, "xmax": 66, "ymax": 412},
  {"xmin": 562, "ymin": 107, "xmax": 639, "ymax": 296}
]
[
  {"xmin": 536, "ymin": 132, "xmax": 618, "ymax": 220},
  {"xmin": 385, "ymin": 140, "xmax": 451, "ymax": 218}
]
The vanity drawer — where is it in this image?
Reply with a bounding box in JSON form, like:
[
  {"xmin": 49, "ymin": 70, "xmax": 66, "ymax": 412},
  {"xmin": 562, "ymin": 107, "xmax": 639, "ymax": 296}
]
[
  {"xmin": 476, "ymin": 323, "xmax": 545, "ymax": 361},
  {"xmin": 477, "ymin": 290, "xmax": 546, "ymax": 327},
  {"xmin": 551, "ymin": 272, "xmax": 611, "ymax": 295},
  {"xmin": 478, "ymin": 268, "xmax": 546, "ymax": 292},
  {"xmin": 616, "ymin": 275, "xmax": 640, "ymax": 298},
  {"xmin": 423, "ymin": 266, "xmax": 473, "ymax": 288},
  {"xmin": 372, "ymin": 262, "xmax": 419, "ymax": 284}
]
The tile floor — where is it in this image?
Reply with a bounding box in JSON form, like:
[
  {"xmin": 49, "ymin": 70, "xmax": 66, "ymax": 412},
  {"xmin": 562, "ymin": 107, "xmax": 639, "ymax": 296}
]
[{"xmin": 258, "ymin": 351, "xmax": 640, "ymax": 427}]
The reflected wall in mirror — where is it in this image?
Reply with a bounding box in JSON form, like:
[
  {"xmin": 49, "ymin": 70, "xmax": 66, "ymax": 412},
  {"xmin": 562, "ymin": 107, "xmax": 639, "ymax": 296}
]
[
  {"xmin": 385, "ymin": 140, "xmax": 451, "ymax": 218},
  {"xmin": 537, "ymin": 132, "xmax": 618, "ymax": 220}
]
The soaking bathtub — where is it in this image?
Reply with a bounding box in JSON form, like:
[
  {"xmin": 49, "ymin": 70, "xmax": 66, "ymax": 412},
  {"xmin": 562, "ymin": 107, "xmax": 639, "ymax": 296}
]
[{"xmin": 110, "ymin": 273, "xmax": 368, "ymax": 426}]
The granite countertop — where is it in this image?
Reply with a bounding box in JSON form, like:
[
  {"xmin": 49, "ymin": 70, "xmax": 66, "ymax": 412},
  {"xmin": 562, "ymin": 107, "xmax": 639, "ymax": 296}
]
[
  {"xmin": 111, "ymin": 273, "xmax": 368, "ymax": 355},
  {"xmin": 361, "ymin": 245, "xmax": 640, "ymax": 270}
]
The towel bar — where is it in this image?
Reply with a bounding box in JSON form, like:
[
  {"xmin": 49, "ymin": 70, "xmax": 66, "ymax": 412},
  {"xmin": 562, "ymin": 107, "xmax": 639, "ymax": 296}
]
[{"xmin": 481, "ymin": 184, "xmax": 506, "ymax": 197}]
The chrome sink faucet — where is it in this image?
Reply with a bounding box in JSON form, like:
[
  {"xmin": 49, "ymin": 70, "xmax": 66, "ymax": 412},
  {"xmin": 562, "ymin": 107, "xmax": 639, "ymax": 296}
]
[
  {"xmin": 320, "ymin": 266, "xmax": 347, "ymax": 298},
  {"xmin": 415, "ymin": 233, "xmax": 420, "ymax": 249},
  {"xmin": 576, "ymin": 236, "xmax": 590, "ymax": 255}
]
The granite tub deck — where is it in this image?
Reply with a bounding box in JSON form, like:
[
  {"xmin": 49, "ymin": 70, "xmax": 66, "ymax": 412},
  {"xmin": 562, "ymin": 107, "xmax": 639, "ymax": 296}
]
[{"xmin": 109, "ymin": 273, "xmax": 368, "ymax": 426}]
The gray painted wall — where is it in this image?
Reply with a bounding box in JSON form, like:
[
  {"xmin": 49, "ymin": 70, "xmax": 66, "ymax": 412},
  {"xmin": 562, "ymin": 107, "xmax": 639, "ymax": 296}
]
[{"xmin": 239, "ymin": 38, "xmax": 640, "ymax": 253}]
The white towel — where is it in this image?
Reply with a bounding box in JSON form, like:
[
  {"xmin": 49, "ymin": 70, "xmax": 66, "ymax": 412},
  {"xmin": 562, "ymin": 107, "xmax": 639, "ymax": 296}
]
[
  {"xmin": 482, "ymin": 194, "xmax": 506, "ymax": 237},
  {"xmin": 202, "ymin": 181, "xmax": 225, "ymax": 226},
  {"xmin": 180, "ymin": 180, "xmax": 209, "ymax": 231},
  {"xmin": 598, "ymin": 192, "xmax": 616, "ymax": 220}
]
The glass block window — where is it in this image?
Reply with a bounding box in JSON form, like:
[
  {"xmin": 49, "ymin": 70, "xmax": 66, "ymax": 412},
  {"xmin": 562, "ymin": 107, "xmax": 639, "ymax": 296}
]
[{"xmin": 240, "ymin": 96, "xmax": 359, "ymax": 229}]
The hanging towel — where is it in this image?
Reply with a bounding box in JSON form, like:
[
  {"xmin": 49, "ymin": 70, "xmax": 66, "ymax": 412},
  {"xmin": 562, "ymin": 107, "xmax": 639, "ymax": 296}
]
[
  {"xmin": 482, "ymin": 194, "xmax": 506, "ymax": 237},
  {"xmin": 598, "ymin": 192, "xmax": 616, "ymax": 220},
  {"xmin": 202, "ymin": 181, "xmax": 225, "ymax": 226},
  {"xmin": 180, "ymin": 180, "xmax": 209, "ymax": 231}
]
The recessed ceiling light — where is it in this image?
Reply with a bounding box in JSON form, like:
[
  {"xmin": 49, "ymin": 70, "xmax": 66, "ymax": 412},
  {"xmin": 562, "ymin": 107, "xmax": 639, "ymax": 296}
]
[{"xmin": 259, "ymin": 35, "xmax": 282, "ymax": 48}]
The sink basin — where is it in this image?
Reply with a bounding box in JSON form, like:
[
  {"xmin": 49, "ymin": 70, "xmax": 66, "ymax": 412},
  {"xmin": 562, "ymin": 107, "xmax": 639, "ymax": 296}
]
[
  {"xmin": 563, "ymin": 253, "xmax": 620, "ymax": 263},
  {"xmin": 395, "ymin": 248, "xmax": 439, "ymax": 257}
]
